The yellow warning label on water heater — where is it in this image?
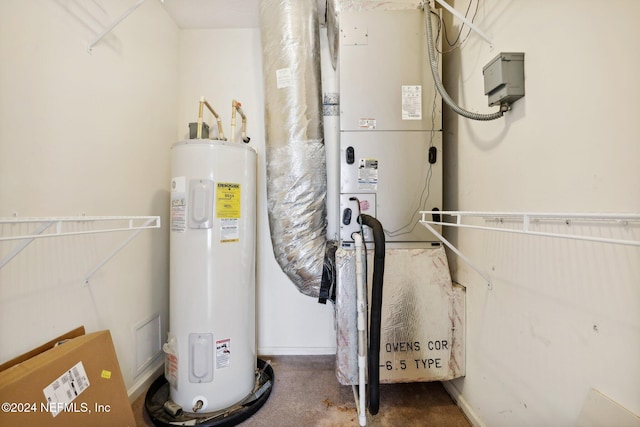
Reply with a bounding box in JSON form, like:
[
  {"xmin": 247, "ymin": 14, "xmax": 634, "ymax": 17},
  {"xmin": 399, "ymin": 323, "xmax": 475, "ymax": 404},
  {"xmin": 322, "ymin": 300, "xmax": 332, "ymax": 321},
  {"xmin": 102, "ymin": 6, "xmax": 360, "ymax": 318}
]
[{"xmin": 216, "ymin": 182, "xmax": 241, "ymax": 219}]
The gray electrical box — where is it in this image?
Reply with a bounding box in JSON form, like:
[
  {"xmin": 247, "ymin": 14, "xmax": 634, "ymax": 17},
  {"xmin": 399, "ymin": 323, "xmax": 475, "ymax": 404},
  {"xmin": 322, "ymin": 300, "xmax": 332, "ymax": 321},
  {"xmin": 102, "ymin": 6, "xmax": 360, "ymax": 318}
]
[{"xmin": 483, "ymin": 52, "xmax": 525, "ymax": 107}]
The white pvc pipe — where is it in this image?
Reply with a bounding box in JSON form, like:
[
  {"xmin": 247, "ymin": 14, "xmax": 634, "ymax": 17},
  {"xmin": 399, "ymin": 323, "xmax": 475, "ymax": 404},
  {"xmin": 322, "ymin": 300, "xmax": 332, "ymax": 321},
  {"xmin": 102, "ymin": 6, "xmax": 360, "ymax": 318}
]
[
  {"xmin": 353, "ymin": 232, "xmax": 367, "ymax": 426},
  {"xmin": 320, "ymin": 26, "xmax": 340, "ymax": 241}
]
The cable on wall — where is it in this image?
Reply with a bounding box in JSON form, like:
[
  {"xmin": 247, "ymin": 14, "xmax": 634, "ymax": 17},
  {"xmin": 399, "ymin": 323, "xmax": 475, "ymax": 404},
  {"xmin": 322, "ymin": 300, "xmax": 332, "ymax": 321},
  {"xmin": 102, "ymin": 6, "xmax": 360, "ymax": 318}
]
[{"xmin": 423, "ymin": 3, "xmax": 507, "ymax": 121}]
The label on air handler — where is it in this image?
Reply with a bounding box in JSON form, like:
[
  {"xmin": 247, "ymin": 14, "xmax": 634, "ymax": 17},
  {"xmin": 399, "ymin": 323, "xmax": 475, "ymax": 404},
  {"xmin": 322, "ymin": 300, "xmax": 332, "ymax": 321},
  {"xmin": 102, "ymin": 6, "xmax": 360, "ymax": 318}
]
[
  {"xmin": 402, "ymin": 85, "xmax": 422, "ymax": 120},
  {"xmin": 357, "ymin": 158, "xmax": 378, "ymax": 191}
]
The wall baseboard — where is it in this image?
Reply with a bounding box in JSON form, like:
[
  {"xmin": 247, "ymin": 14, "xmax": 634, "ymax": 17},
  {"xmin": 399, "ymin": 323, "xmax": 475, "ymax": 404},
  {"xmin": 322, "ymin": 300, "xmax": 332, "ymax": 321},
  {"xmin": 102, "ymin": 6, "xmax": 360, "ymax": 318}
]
[
  {"xmin": 127, "ymin": 359, "xmax": 164, "ymax": 403},
  {"xmin": 442, "ymin": 380, "xmax": 486, "ymax": 427}
]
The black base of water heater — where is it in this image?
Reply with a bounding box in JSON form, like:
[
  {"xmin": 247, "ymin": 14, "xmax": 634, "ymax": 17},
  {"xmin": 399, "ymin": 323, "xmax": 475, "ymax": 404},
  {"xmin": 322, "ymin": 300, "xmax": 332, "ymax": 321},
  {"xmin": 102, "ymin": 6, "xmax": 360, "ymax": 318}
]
[{"xmin": 144, "ymin": 358, "xmax": 274, "ymax": 427}]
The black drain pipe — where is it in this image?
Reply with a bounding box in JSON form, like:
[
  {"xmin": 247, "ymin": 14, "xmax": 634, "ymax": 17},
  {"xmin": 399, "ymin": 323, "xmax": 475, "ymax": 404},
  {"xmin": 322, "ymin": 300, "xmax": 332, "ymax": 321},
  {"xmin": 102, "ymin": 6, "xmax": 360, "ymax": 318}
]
[{"xmin": 359, "ymin": 214, "xmax": 385, "ymax": 415}]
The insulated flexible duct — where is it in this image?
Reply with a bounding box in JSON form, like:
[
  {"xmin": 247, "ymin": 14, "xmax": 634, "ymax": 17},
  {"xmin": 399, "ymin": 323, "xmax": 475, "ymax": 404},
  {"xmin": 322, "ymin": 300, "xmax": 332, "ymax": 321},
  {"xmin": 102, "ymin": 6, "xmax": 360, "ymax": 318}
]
[
  {"xmin": 423, "ymin": 3, "xmax": 506, "ymax": 121},
  {"xmin": 259, "ymin": 0, "xmax": 328, "ymax": 297},
  {"xmin": 359, "ymin": 214, "xmax": 385, "ymax": 416}
]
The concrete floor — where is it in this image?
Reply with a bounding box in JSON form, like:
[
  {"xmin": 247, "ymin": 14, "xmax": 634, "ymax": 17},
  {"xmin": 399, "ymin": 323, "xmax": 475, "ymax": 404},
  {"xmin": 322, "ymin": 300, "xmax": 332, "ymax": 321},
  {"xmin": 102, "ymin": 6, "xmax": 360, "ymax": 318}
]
[{"xmin": 132, "ymin": 355, "xmax": 471, "ymax": 427}]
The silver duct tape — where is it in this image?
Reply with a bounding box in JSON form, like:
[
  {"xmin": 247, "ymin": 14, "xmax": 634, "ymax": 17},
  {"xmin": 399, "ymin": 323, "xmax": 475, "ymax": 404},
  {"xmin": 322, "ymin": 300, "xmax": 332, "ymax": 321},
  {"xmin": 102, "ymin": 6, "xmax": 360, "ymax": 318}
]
[
  {"xmin": 323, "ymin": 105, "xmax": 340, "ymax": 117},
  {"xmin": 323, "ymin": 92, "xmax": 339, "ymax": 105},
  {"xmin": 259, "ymin": 0, "xmax": 327, "ymax": 297}
]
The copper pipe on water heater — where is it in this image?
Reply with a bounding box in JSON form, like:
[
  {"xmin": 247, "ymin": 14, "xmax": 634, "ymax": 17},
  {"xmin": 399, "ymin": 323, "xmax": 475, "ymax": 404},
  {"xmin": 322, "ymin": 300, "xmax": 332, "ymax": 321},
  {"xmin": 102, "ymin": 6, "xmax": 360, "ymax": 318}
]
[
  {"xmin": 197, "ymin": 97, "xmax": 205, "ymax": 139},
  {"xmin": 204, "ymin": 100, "xmax": 226, "ymax": 141},
  {"xmin": 196, "ymin": 97, "xmax": 227, "ymax": 140},
  {"xmin": 231, "ymin": 99, "xmax": 250, "ymax": 143}
]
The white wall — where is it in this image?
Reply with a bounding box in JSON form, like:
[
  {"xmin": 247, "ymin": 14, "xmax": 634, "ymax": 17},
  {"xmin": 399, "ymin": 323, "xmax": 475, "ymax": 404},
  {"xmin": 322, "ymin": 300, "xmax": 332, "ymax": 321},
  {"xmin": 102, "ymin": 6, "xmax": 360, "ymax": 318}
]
[
  {"xmin": 9, "ymin": 2, "xmax": 637, "ymax": 423},
  {"xmin": 442, "ymin": 1, "xmax": 640, "ymax": 425},
  {"xmin": 177, "ymin": 29, "xmax": 336, "ymax": 355},
  {"xmin": 0, "ymin": 6, "xmax": 337, "ymax": 407},
  {"xmin": 0, "ymin": 0, "xmax": 178, "ymax": 397}
]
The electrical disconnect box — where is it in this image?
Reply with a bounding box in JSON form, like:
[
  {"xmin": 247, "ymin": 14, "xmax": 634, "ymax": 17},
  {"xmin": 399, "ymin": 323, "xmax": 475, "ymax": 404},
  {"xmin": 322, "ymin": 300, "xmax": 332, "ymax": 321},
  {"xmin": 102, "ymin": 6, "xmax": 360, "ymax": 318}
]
[{"xmin": 483, "ymin": 52, "xmax": 525, "ymax": 107}]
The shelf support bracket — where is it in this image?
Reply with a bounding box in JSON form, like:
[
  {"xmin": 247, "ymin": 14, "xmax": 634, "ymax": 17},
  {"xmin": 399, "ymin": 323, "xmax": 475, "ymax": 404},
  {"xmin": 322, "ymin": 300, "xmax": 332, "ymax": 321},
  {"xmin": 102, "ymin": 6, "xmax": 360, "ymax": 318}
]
[
  {"xmin": 0, "ymin": 221, "xmax": 55, "ymax": 270},
  {"xmin": 83, "ymin": 217, "xmax": 158, "ymax": 285},
  {"xmin": 1, "ymin": 216, "xmax": 160, "ymax": 281},
  {"xmin": 420, "ymin": 210, "xmax": 640, "ymax": 288},
  {"xmin": 421, "ymin": 211, "xmax": 640, "ymax": 247},
  {"xmin": 87, "ymin": 0, "xmax": 146, "ymax": 53},
  {"xmin": 422, "ymin": 221, "xmax": 493, "ymax": 289},
  {"xmin": 431, "ymin": 0, "xmax": 494, "ymax": 46}
]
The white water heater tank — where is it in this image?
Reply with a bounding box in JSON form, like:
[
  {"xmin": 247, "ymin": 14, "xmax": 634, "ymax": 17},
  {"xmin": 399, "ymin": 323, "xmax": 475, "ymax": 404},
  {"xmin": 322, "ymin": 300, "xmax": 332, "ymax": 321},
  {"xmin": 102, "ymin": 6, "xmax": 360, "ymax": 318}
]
[{"xmin": 166, "ymin": 140, "xmax": 257, "ymax": 413}]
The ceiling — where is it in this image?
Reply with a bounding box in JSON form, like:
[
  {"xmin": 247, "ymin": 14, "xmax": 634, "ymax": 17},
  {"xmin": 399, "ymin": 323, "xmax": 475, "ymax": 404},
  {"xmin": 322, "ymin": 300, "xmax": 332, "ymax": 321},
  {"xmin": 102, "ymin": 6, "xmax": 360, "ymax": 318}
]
[
  {"xmin": 161, "ymin": 0, "xmax": 327, "ymax": 29},
  {"xmin": 161, "ymin": 0, "xmax": 261, "ymax": 29}
]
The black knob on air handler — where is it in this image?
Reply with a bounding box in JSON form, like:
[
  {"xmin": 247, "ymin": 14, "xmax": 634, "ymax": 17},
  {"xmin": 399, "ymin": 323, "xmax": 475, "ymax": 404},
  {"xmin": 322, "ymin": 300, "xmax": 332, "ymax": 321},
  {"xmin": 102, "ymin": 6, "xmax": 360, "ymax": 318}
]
[
  {"xmin": 428, "ymin": 146, "xmax": 438, "ymax": 164},
  {"xmin": 346, "ymin": 146, "xmax": 355, "ymax": 164},
  {"xmin": 342, "ymin": 208, "xmax": 352, "ymax": 225}
]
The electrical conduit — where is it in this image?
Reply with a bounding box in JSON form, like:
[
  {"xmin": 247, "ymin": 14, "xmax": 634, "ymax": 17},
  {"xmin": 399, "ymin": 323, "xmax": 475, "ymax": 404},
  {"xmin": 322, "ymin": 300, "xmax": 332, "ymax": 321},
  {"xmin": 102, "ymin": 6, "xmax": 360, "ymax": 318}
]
[{"xmin": 423, "ymin": 3, "xmax": 507, "ymax": 121}]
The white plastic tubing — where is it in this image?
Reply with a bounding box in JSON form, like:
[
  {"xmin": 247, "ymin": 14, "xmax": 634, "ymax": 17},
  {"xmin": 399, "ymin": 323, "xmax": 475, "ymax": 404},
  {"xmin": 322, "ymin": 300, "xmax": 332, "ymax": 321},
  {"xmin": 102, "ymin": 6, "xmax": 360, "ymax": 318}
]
[
  {"xmin": 258, "ymin": 0, "xmax": 328, "ymax": 297},
  {"xmin": 353, "ymin": 232, "xmax": 367, "ymax": 427}
]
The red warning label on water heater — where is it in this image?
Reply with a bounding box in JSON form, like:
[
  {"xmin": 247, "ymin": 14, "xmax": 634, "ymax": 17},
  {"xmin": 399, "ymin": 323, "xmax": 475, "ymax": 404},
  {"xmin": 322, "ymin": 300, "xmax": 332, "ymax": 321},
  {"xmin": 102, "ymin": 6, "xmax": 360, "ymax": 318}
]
[{"xmin": 216, "ymin": 338, "xmax": 231, "ymax": 369}]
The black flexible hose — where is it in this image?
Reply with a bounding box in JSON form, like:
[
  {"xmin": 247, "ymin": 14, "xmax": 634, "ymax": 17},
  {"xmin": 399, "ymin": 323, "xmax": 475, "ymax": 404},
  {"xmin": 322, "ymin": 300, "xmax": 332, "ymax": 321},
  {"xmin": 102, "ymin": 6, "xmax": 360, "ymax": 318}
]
[{"xmin": 359, "ymin": 214, "xmax": 385, "ymax": 415}]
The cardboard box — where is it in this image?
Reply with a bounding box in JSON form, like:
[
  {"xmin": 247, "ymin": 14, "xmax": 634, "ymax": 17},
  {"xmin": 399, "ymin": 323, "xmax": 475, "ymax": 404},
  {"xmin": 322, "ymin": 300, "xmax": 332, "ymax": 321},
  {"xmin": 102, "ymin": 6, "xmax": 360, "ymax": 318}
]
[{"xmin": 0, "ymin": 328, "xmax": 136, "ymax": 427}]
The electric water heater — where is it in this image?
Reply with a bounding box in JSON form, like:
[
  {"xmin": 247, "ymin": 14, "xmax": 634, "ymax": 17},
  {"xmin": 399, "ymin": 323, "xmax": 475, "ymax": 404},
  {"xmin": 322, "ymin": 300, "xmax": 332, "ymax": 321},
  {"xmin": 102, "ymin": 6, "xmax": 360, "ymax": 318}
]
[{"xmin": 166, "ymin": 140, "xmax": 257, "ymax": 413}]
